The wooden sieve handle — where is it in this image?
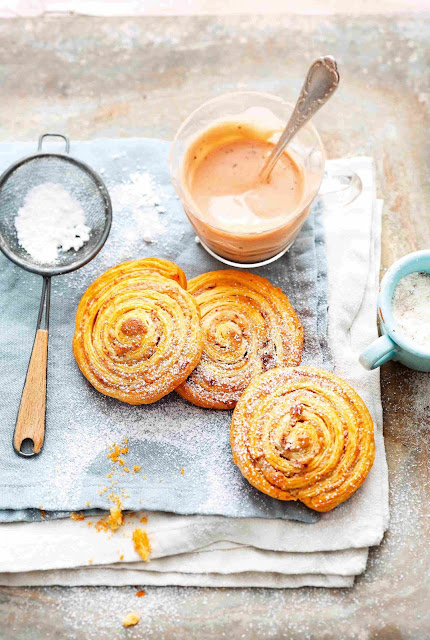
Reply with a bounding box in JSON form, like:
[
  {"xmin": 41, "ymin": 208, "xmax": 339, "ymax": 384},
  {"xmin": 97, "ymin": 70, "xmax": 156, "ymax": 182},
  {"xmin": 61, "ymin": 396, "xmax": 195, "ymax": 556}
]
[
  {"xmin": 13, "ymin": 276, "xmax": 51, "ymax": 457},
  {"xmin": 13, "ymin": 329, "xmax": 48, "ymax": 456}
]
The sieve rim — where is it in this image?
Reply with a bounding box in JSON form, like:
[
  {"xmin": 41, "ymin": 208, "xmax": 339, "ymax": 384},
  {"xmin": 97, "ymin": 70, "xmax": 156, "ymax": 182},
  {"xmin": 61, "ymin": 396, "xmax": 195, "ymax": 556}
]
[{"xmin": 0, "ymin": 150, "xmax": 113, "ymax": 276}]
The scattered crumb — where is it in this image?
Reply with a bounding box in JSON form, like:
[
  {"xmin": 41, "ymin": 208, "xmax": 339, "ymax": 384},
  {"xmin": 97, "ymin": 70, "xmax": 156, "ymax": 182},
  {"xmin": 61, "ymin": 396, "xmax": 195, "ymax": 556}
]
[
  {"xmin": 95, "ymin": 519, "xmax": 109, "ymax": 532},
  {"xmin": 40, "ymin": 510, "xmax": 46, "ymax": 519},
  {"xmin": 107, "ymin": 443, "xmax": 129, "ymax": 464},
  {"xmin": 136, "ymin": 590, "xmax": 146, "ymax": 597},
  {"xmin": 122, "ymin": 611, "xmax": 140, "ymax": 627},
  {"xmin": 88, "ymin": 558, "xmax": 93, "ymax": 564},
  {"xmin": 140, "ymin": 516, "xmax": 147, "ymax": 524},
  {"xmin": 108, "ymin": 506, "xmax": 124, "ymax": 532},
  {"xmin": 124, "ymin": 467, "xmax": 129, "ymax": 473},
  {"xmin": 108, "ymin": 491, "xmax": 123, "ymax": 510},
  {"xmin": 119, "ymin": 554, "xmax": 124, "ymax": 561},
  {"xmin": 132, "ymin": 529, "xmax": 151, "ymax": 562},
  {"xmin": 86, "ymin": 501, "xmax": 90, "ymax": 507},
  {"xmin": 70, "ymin": 512, "xmax": 85, "ymax": 521},
  {"xmin": 132, "ymin": 465, "xmax": 141, "ymax": 474},
  {"xmin": 180, "ymin": 467, "xmax": 185, "ymax": 475}
]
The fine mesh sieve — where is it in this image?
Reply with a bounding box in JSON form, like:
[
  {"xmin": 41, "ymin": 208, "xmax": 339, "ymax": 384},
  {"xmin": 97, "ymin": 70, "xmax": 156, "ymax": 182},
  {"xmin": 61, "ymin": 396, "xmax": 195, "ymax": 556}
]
[{"xmin": 0, "ymin": 134, "xmax": 112, "ymax": 457}]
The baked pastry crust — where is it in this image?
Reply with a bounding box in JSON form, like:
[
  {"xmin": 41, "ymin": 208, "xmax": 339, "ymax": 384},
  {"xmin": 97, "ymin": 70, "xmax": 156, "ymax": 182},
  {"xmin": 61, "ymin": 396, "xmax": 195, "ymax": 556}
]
[
  {"xmin": 73, "ymin": 258, "xmax": 203, "ymax": 404},
  {"xmin": 230, "ymin": 366, "xmax": 375, "ymax": 512},
  {"xmin": 176, "ymin": 270, "xmax": 303, "ymax": 409}
]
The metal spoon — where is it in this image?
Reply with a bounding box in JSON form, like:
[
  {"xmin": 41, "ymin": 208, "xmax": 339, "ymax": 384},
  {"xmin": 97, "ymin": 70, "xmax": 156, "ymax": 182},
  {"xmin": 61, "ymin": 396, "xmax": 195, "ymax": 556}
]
[{"xmin": 259, "ymin": 56, "xmax": 340, "ymax": 182}]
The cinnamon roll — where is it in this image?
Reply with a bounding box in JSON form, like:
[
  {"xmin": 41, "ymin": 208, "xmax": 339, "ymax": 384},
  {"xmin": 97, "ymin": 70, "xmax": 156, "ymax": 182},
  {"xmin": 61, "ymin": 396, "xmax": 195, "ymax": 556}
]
[
  {"xmin": 73, "ymin": 258, "xmax": 203, "ymax": 404},
  {"xmin": 230, "ymin": 366, "xmax": 375, "ymax": 512},
  {"xmin": 176, "ymin": 270, "xmax": 303, "ymax": 409}
]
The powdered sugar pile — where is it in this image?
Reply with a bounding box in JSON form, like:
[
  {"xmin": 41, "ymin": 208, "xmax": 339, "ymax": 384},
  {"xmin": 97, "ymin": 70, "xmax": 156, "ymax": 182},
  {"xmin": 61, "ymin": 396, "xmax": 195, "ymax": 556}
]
[
  {"xmin": 14, "ymin": 182, "xmax": 90, "ymax": 264},
  {"xmin": 392, "ymin": 271, "xmax": 430, "ymax": 348}
]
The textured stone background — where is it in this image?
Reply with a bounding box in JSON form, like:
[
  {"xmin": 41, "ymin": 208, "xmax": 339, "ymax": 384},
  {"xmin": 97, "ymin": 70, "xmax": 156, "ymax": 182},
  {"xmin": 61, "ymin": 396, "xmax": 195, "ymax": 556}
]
[{"xmin": 0, "ymin": 12, "xmax": 429, "ymax": 640}]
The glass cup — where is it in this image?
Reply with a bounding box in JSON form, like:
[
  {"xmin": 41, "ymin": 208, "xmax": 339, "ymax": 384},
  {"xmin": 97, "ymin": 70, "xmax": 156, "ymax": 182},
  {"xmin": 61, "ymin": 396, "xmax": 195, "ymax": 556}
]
[{"xmin": 170, "ymin": 91, "xmax": 360, "ymax": 267}]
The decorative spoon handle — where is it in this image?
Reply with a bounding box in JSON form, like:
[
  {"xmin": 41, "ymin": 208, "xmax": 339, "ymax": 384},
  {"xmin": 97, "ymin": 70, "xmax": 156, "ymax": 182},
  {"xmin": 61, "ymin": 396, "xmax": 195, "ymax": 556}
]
[{"xmin": 259, "ymin": 56, "xmax": 340, "ymax": 182}]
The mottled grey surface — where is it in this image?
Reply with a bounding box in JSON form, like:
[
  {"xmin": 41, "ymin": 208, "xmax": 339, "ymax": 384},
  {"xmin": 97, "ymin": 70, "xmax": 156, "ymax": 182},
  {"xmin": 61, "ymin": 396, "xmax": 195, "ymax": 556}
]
[
  {"xmin": 0, "ymin": 138, "xmax": 327, "ymax": 523},
  {"xmin": 0, "ymin": 13, "xmax": 428, "ymax": 640}
]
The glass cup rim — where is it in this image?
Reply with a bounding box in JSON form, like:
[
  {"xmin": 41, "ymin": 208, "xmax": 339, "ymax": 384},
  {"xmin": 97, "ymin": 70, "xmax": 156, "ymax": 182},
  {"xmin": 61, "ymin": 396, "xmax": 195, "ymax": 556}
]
[{"xmin": 169, "ymin": 90, "xmax": 326, "ymax": 237}]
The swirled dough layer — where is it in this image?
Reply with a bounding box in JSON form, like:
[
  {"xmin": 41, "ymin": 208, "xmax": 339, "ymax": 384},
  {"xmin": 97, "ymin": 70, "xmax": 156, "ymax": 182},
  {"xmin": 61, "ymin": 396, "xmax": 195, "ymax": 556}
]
[
  {"xmin": 176, "ymin": 270, "xmax": 303, "ymax": 409},
  {"xmin": 230, "ymin": 366, "xmax": 375, "ymax": 512},
  {"xmin": 73, "ymin": 259, "xmax": 203, "ymax": 404}
]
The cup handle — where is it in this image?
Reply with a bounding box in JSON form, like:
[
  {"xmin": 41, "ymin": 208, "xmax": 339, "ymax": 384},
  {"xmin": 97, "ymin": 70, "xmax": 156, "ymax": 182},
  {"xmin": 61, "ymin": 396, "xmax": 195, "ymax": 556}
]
[
  {"xmin": 318, "ymin": 166, "xmax": 362, "ymax": 208},
  {"xmin": 359, "ymin": 335, "xmax": 398, "ymax": 370}
]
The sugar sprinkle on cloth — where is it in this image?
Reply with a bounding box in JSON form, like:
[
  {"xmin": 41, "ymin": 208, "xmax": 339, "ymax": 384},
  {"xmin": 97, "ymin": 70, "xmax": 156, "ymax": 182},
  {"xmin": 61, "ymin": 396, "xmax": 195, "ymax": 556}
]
[{"xmin": 0, "ymin": 138, "xmax": 329, "ymax": 524}]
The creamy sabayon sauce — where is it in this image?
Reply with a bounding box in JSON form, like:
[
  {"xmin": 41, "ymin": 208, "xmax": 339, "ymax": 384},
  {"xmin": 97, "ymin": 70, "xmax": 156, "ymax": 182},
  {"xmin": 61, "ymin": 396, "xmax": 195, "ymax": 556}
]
[{"xmin": 185, "ymin": 125, "xmax": 305, "ymax": 234}]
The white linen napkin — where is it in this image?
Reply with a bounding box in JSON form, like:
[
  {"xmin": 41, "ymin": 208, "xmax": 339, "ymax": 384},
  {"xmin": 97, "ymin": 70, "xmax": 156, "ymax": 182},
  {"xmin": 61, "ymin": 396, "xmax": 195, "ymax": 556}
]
[{"xmin": 0, "ymin": 158, "xmax": 388, "ymax": 588}]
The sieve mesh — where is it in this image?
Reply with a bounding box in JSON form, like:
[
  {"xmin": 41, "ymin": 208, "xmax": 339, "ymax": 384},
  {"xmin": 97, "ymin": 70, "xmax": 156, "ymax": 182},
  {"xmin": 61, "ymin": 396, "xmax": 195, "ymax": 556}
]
[{"xmin": 0, "ymin": 153, "xmax": 112, "ymax": 276}]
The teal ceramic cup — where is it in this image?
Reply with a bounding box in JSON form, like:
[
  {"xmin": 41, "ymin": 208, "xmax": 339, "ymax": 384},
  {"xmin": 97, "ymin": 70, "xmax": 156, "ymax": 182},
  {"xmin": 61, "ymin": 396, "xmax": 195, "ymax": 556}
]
[{"xmin": 359, "ymin": 250, "xmax": 430, "ymax": 372}]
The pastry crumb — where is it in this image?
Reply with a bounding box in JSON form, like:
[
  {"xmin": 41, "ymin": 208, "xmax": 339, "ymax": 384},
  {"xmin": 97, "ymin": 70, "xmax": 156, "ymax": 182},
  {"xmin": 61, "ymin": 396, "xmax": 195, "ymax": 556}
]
[
  {"xmin": 132, "ymin": 528, "xmax": 151, "ymax": 561},
  {"xmin": 122, "ymin": 611, "xmax": 140, "ymax": 627},
  {"xmin": 70, "ymin": 512, "xmax": 85, "ymax": 521},
  {"xmin": 108, "ymin": 506, "xmax": 124, "ymax": 532},
  {"xmin": 132, "ymin": 465, "xmax": 141, "ymax": 474},
  {"xmin": 136, "ymin": 590, "xmax": 146, "ymax": 597},
  {"xmin": 180, "ymin": 467, "xmax": 185, "ymax": 475},
  {"xmin": 140, "ymin": 516, "xmax": 147, "ymax": 524},
  {"xmin": 95, "ymin": 519, "xmax": 109, "ymax": 532},
  {"xmin": 107, "ymin": 443, "xmax": 129, "ymax": 464}
]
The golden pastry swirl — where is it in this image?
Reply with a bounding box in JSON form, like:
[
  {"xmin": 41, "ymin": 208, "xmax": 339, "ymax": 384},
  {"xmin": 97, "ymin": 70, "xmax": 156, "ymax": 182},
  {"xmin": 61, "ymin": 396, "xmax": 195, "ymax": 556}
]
[
  {"xmin": 73, "ymin": 258, "xmax": 203, "ymax": 405},
  {"xmin": 176, "ymin": 270, "xmax": 303, "ymax": 409},
  {"xmin": 230, "ymin": 366, "xmax": 375, "ymax": 512}
]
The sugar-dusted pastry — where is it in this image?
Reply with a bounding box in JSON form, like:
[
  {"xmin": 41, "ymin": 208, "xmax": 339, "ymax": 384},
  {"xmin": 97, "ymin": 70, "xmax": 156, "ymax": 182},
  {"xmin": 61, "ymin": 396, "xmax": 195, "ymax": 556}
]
[
  {"xmin": 230, "ymin": 366, "xmax": 375, "ymax": 512},
  {"xmin": 73, "ymin": 258, "xmax": 203, "ymax": 404},
  {"xmin": 176, "ymin": 270, "xmax": 303, "ymax": 409}
]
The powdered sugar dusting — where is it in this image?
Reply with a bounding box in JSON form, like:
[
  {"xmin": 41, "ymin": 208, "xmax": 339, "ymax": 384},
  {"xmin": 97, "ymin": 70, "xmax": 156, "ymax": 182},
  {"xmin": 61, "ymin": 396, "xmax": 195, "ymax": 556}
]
[
  {"xmin": 110, "ymin": 172, "xmax": 168, "ymax": 245},
  {"xmin": 0, "ymin": 139, "xmax": 325, "ymax": 525}
]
